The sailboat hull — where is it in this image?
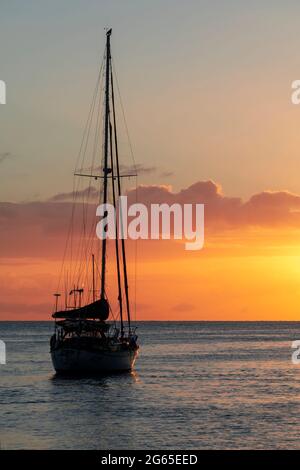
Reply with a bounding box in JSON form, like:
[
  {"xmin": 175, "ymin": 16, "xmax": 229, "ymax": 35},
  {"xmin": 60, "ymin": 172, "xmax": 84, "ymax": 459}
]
[{"xmin": 51, "ymin": 347, "xmax": 138, "ymax": 374}]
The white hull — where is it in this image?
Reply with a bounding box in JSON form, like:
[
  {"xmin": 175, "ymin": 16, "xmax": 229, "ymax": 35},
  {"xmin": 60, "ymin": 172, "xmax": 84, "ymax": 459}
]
[{"xmin": 51, "ymin": 347, "xmax": 138, "ymax": 374}]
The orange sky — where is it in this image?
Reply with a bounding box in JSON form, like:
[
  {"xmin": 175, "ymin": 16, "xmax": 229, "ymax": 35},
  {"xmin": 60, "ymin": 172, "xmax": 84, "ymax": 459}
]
[
  {"xmin": 2, "ymin": 3, "xmax": 300, "ymax": 320},
  {"xmin": 2, "ymin": 181, "xmax": 300, "ymax": 321},
  {"xmin": 2, "ymin": 232, "xmax": 300, "ymax": 321}
]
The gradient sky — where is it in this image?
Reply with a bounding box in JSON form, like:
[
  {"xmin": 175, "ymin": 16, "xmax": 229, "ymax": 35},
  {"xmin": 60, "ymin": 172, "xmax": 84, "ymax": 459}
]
[
  {"xmin": 1, "ymin": 0, "xmax": 300, "ymax": 201},
  {"xmin": 2, "ymin": 1, "xmax": 300, "ymax": 320}
]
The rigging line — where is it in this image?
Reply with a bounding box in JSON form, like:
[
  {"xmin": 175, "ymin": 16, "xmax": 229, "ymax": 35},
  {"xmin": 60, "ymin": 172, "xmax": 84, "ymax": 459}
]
[
  {"xmin": 57, "ymin": 56, "xmax": 104, "ymax": 295},
  {"xmin": 81, "ymin": 68, "xmax": 105, "ymax": 282},
  {"xmin": 71, "ymin": 59, "xmax": 105, "ymax": 290},
  {"xmin": 78, "ymin": 123, "xmax": 106, "ymax": 302},
  {"xmin": 85, "ymin": 188, "xmax": 103, "ymax": 302},
  {"xmin": 111, "ymin": 58, "xmax": 137, "ymax": 171},
  {"xmin": 71, "ymin": 54, "xmax": 104, "ymax": 263},
  {"xmin": 72, "ymin": 84, "xmax": 101, "ymax": 276},
  {"xmin": 79, "ymin": 209, "xmax": 100, "ymax": 305},
  {"xmin": 75, "ymin": 74, "xmax": 104, "ymax": 290},
  {"xmin": 56, "ymin": 207, "xmax": 74, "ymax": 294},
  {"xmin": 112, "ymin": 59, "xmax": 140, "ymax": 324},
  {"xmin": 79, "ymin": 179, "xmax": 104, "ymax": 305},
  {"xmin": 74, "ymin": 207, "xmax": 95, "ymax": 300},
  {"xmin": 134, "ymin": 174, "xmax": 138, "ymax": 322},
  {"xmin": 74, "ymin": 53, "xmax": 105, "ymax": 173}
]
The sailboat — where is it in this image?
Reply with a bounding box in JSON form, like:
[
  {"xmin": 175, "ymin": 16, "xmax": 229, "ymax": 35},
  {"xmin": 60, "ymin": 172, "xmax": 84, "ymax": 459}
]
[{"xmin": 50, "ymin": 29, "xmax": 139, "ymax": 373}]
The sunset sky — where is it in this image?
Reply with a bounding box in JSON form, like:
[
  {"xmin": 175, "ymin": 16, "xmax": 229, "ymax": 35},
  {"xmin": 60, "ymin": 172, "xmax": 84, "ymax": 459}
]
[{"xmin": 1, "ymin": 1, "xmax": 300, "ymax": 320}]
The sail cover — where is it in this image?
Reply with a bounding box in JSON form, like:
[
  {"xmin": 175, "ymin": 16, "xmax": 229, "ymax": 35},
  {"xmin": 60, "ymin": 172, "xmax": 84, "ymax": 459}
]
[{"xmin": 52, "ymin": 298, "xmax": 110, "ymax": 320}]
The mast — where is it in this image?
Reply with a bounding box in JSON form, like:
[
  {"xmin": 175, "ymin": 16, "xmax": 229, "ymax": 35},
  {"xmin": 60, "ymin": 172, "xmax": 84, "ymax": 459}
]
[
  {"xmin": 109, "ymin": 121, "xmax": 124, "ymax": 335},
  {"xmin": 110, "ymin": 67, "xmax": 131, "ymax": 329},
  {"xmin": 99, "ymin": 29, "xmax": 131, "ymax": 329},
  {"xmin": 53, "ymin": 293, "xmax": 61, "ymax": 313},
  {"xmin": 100, "ymin": 28, "xmax": 112, "ymax": 300},
  {"xmin": 92, "ymin": 254, "xmax": 96, "ymax": 302}
]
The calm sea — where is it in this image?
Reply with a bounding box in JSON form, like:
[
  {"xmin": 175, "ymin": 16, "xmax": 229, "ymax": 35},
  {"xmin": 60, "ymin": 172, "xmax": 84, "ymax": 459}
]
[{"xmin": 1, "ymin": 321, "xmax": 300, "ymax": 449}]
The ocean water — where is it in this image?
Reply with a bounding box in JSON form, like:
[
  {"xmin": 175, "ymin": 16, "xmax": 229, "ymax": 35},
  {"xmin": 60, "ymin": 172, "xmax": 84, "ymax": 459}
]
[{"xmin": 1, "ymin": 321, "xmax": 300, "ymax": 449}]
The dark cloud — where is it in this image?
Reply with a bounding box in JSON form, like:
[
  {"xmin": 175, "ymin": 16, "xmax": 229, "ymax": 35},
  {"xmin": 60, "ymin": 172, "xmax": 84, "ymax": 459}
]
[
  {"xmin": 119, "ymin": 163, "xmax": 156, "ymax": 175},
  {"xmin": 120, "ymin": 163, "xmax": 174, "ymax": 178},
  {"xmin": 160, "ymin": 171, "xmax": 174, "ymax": 177}
]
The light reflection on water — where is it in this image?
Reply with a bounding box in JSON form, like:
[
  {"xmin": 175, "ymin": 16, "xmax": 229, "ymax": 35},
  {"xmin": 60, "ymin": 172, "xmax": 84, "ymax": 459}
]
[{"xmin": 1, "ymin": 321, "xmax": 300, "ymax": 449}]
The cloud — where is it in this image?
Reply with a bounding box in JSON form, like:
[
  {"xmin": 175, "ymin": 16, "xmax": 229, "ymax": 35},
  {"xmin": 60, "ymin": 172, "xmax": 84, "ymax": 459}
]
[
  {"xmin": 3, "ymin": 180, "xmax": 300, "ymax": 320},
  {"xmin": 128, "ymin": 184, "xmax": 175, "ymax": 204},
  {"xmin": 0, "ymin": 200, "xmax": 86, "ymax": 258},
  {"xmin": 173, "ymin": 303, "xmax": 195, "ymax": 312},
  {"xmin": 160, "ymin": 171, "xmax": 174, "ymax": 177},
  {"xmin": 120, "ymin": 163, "xmax": 174, "ymax": 178},
  {"xmin": 243, "ymin": 190, "xmax": 300, "ymax": 225},
  {"xmin": 75, "ymin": 162, "xmax": 172, "ymax": 178},
  {"xmin": 127, "ymin": 180, "xmax": 242, "ymax": 227},
  {"xmin": 0, "ymin": 152, "xmax": 12, "ymax": 164},
  {"xmin": 2, "ymin": 180, "xmax": 300, "ymax": 260},
  {"xmin": 49, "ymin": 186, "xmax": 99, "ymax": 202},
  {"xmin": 127, "ymin": 181, "xmax": 300, "ymax": 228},
  {"xmin": 119, "ymin": 163, "xmax": 156, "ymax": 175}
]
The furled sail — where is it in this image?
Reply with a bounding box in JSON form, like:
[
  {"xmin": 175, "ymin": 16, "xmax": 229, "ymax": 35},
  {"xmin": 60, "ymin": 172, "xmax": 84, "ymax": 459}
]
[{"xmin": 52, "ymin": 298, "xmax": 109, "ymax": 320}]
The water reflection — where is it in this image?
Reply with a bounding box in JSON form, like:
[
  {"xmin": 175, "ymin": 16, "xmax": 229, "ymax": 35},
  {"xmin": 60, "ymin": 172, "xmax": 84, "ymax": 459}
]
[{"xmin": 50, "ymin": 369, "xmax": 139, "ymax": 384}]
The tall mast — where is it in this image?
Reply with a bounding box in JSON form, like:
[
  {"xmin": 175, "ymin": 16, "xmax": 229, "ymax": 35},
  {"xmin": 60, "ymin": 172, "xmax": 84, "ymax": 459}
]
[
  {"xmin": 100, "ymin": 29, "xmax": 131, "ymax": 330},
  {"xmin": 109, "ymin": 121, "xmax": 124, "ymax": 335},
  {"xmin": 110, "ymin": 67, "xmax": 131, "ymax": 329},
  {"xmin": 100, "ymin": 28, "xmax": 112, "ymax": 300}
]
